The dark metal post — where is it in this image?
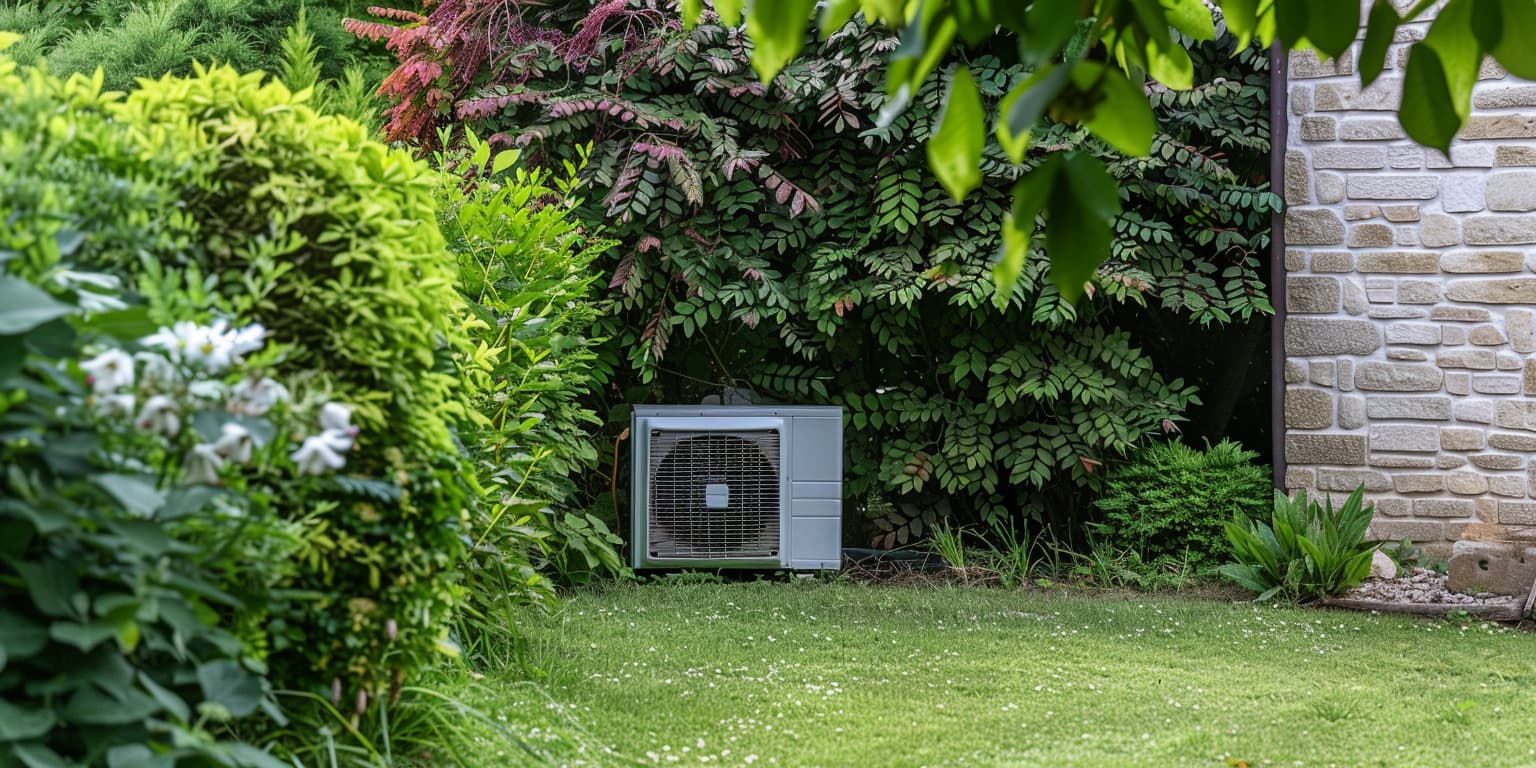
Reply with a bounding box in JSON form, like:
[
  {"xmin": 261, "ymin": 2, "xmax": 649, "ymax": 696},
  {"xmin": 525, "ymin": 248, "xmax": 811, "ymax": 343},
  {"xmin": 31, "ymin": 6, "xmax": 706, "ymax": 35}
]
[{"xmin": 1270, "ymin": 43, "xmax": 1288, "ymax": 491}]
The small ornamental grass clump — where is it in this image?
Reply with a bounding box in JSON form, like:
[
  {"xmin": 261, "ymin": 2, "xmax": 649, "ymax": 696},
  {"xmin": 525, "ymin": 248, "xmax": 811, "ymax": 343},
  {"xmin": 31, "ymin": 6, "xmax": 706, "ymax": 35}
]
[{"xmin": 1220, "ymin": 486, "xmax": 1380, "ymax": 603}]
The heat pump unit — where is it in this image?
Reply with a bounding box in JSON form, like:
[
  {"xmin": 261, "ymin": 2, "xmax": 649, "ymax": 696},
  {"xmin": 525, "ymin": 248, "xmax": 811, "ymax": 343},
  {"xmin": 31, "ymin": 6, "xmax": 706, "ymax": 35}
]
[{"xmin": 631, "ymin": 405, "xmax": 842, "ymax": 570}]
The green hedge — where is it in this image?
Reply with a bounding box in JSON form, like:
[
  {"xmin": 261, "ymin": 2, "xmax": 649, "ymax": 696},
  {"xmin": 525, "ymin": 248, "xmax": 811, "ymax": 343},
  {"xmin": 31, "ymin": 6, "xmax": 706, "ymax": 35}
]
[
  {"xmin": 0, "ymin": 48, "xmax": 287, "ymax": 766},
  {"xmin": 107, "ymin": 65, "xmax": 476, "ymax": 699},
  {"xmin": 440, "ymin": 137, "xmax": 624, "ymax": 596},
  {"xmin": 1, "ymin": 42, "xmax": 486, "ymax": 725}
]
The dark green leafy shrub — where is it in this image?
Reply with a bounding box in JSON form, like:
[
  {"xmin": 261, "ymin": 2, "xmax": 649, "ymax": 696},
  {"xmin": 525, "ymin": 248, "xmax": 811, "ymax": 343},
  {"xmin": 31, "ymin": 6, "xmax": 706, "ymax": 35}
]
[
  {"xmin": 1091, "ymin": 439, "xmax": 1271, "ymax": 569},
  {"xmin": 360, "ymin": 2, "xmax": 1275, "ymax": 538},
  {"xmin": 1220, "ymin": 487, "xmax": 1379, "ymax": 602},
  {"xmin": 0, "ymin": 284, "xmax": 290, "ymax": 768}
]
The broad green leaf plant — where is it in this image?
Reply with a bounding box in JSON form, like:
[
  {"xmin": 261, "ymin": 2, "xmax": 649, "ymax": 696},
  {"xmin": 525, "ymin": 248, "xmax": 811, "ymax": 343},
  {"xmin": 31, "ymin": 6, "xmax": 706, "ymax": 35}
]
[
  {"xmin": 694, "ymin": 0, "xmax": 1527, "ymax": 301},
  {"xmin": 1220, "ymin": 486, "xmax": 1379, "ymax": 602}
]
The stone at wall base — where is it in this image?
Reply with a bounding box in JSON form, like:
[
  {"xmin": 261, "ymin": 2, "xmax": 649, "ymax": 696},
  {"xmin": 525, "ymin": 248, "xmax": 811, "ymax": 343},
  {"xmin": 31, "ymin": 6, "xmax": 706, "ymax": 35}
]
[
  {"xmin": 1446, "ymin": 540, "xmax": 1536, "ymax": 595},
  {"xmin": 1370, "ymin": 550, "xmax": 1397, "ymax": 579}
]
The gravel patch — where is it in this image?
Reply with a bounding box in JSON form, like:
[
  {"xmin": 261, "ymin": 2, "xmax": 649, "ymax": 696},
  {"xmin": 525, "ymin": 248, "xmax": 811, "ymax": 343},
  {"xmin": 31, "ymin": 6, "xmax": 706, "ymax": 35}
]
[{"xmin": 1344, "ymin": 567, "xmax": 1502, "ymax": 606}]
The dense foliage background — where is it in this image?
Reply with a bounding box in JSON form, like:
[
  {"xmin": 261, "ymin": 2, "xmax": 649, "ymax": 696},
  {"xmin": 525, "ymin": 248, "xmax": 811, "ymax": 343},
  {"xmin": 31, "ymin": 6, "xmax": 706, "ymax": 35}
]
[
  {"xmin": 359, "ymin": 0, "xmax": 1277, "ymax": 542},
  {"xmin": 0, "ymin": 0, "xmax": 388, "ymax": 88},
  {"xmin": 0, "ymin": 0, "xmax": 1306, "ymax": 761}
]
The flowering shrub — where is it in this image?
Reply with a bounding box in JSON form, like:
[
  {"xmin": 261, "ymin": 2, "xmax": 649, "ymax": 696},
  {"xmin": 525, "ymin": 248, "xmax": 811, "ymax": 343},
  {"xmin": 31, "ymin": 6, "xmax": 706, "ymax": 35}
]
[
  {"xmin": 0, "ymin": 282, "xmax": 293, "ymax": 767},
  {"xmin": 1, "ymin": 43, "xmax": 487, "ymax": 713},
  {"xmin": 80, "ymin": 319, "xmax": 361, "ymax": 489},
  {"xmin": 0, "ymin": 42, "xmax": 289, "ymax": 754},
  {"xmin": 96, "ymin": 65, "xmax": 479, "ymax": 701}
]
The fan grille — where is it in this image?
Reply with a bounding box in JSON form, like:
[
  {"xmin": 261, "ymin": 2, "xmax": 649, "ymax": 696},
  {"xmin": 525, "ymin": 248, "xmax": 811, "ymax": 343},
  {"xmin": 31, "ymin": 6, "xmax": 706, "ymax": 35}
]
[{"xmin": 648, "ymin": 429, "xmax": 781, "ymax": 559}]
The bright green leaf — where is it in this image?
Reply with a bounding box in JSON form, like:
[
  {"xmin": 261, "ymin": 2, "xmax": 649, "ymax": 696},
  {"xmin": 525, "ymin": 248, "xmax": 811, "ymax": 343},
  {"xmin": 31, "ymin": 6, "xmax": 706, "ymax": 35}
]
[
  {"xmin": 1301, "ymin": 0, "xmax": 1361, "ymax": 58},
  {"xmin": 888, "ymin": 11, "xmax": 959, "ymax": 96},
  {"xmin": 927, "ymin": 67, "xmax": 985, "ymax": 200},
  {"xmin": 1161, "ymin": 0, "xmax": 1216, "ymax": 41},
  {"xmin": 681, "ymin": 0, "xmax": 702, "ymax": 25},
  {"xmin": 1126, "ymin": 0, "xmax": 1174, "ymax": 49},
  {"xmin": 1470, "ymin": 0, "xmax": 1502, "ymax": 51},
  {"xmin": 747, "ymin": 0, "xmax": 819, "ymax": 85},
  {"xmin": 1047, "ymin": 153, "xmax": 1120, "ymax": 301},
  {"xmin": 1144, "ymin": 35, "xmax": 1195, "ymax": 89},
  {"xmin": 715, "ymin": 0, "xmax": 743, "ymax": 26},
  {"xmin": 953, "ymin": 0, "xmax": 997, "ymax": 44},
  {"xmin": 491, "ymin": 149, "xmax": 518, "ymax": 175},
  {"xmin": 1427, "ymin": 0, "xmax": 1483, "ymax": 105},
  {"xmin": 1223, "ymin": 0, "xmax": 1260, "ymax": 47},
  {"xmin": 993, "ymin": 157, "xmax": 1058, "ymax": 305},
  {"xmin": 859, "ymin": 0, "xmax": 905, "ymax": 24},
  {"xmin": 819, "ymin": 0, "xmax": 861, "ymax": 36},
  {"xmin": 1078, "ymin": 62, "xmax": 1157, "ymax": 156},
  {"xmin": 1493, "ymin": 0, "xmax": 1536, "ymax": 78},
  {"xmin": 1015, "ymin": 0, "xmax": 1080, "ymax": 66},
  {"xmin": 83, "ymin": 305, "xmax": 156, "ymax": 341}
]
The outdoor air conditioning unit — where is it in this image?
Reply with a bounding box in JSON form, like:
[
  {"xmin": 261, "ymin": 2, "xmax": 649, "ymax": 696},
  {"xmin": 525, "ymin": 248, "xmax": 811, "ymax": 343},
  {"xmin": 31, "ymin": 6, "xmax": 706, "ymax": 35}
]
[{"xmin": 631, "ymin": 405, "xmax": 842, "ymax": 571}]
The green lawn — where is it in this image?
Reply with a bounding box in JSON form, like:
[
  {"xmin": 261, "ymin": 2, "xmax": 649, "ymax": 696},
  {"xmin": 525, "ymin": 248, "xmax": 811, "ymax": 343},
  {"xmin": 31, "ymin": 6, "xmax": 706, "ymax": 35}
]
[{"xmin": 454, "ymin": 580, "xmax": 1536, "ymax": 767}]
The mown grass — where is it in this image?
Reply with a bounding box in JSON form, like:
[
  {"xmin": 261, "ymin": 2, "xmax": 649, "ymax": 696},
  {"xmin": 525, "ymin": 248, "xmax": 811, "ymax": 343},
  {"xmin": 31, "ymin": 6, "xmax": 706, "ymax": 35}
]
[{"xmin": 452, "ymin": 580, "xmax": 1536, "ymax": 767}]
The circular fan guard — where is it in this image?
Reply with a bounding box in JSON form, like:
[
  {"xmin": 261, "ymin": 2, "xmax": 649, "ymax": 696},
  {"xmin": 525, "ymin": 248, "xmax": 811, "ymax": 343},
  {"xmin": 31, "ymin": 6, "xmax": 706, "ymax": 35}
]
[{"xmin": 648, "ymin": 432, "xmax": 780, "ymax": 558}]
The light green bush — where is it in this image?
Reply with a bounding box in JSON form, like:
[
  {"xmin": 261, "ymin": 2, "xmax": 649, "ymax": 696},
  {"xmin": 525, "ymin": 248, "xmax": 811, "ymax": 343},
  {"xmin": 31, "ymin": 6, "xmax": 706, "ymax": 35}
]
[
  {"xmin": 98, "ymin": 65, "xmax": 477, "ymax": 699},
  {"xmin": 0, "ymin": 47, "xmax": 285, "ymax": 766}
]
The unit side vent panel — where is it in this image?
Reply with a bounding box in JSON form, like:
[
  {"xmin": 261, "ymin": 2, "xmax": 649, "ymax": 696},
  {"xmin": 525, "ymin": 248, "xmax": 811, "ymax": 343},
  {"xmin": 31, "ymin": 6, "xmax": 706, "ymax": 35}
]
[{"xmin": 648, "ymin": 430, "xmax": 781, "ymax": 559}]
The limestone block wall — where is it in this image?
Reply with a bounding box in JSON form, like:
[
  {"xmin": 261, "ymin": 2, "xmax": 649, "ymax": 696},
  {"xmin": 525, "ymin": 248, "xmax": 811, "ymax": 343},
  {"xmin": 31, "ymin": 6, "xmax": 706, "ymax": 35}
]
[{"xmin": 1283, "ymin": 5, "xmax": 1536, "ymax": 554}]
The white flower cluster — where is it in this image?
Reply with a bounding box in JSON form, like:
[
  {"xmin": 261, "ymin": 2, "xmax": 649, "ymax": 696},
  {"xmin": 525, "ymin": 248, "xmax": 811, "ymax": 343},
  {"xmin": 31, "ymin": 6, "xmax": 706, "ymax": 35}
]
[
  {"xmin": 184, "ymin": 422, "xmax": 257, "ymax": 485},
  {"xmin": 142, "ymin": 319, "xmax": 266, "ymax": 374},
  {"xmin": 78, "ymin": 319, "xmax": 355, "ymax": 485},
  {"xmin": 291, "ymin": 402, "xmax": 359, "ymax": 476}
]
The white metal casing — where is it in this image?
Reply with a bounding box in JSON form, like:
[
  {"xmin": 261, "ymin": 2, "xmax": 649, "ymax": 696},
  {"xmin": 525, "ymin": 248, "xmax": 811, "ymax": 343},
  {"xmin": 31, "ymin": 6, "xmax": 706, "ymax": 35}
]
[{"xmin": 631, "ymin": 405, "xmax": 843, "ymax": 570}]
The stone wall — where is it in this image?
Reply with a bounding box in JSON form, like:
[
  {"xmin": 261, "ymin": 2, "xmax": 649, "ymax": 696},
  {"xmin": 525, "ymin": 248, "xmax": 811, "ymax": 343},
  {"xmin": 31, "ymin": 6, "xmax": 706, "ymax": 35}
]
[{"xmin": 1282, "ymin": 1, "xmax": 1536, "ymax": 568}]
